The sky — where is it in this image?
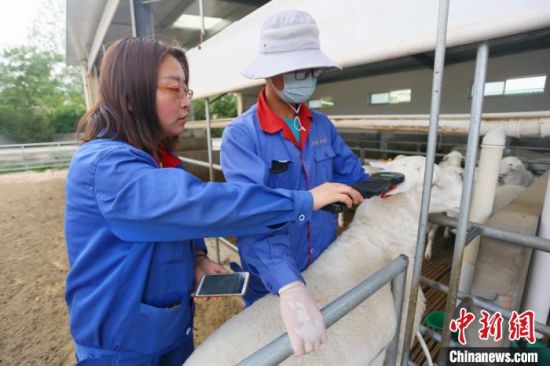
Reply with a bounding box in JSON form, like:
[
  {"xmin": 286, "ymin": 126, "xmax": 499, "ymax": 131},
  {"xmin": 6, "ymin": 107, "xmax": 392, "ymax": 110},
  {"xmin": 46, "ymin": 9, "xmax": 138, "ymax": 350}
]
[{"xmin": 0, "ymin": 0, "xmax": 44, "ymax": 50}]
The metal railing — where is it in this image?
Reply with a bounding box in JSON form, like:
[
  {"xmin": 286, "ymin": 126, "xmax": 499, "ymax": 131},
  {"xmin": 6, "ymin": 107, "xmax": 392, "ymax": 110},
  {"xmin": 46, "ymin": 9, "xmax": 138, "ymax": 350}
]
[
  {"xmin": 0, "ymin": 141, "xmax": 78, "ymax": 173},
  {"xmin": 236, "ymin": 255, "xmax": 409, "ymax": 366}
]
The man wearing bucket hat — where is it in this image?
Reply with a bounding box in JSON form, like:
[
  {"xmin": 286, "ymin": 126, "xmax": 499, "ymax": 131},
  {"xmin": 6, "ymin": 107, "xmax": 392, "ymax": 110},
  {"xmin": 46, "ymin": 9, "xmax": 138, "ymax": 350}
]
[{"xmin": 221, "ymin": 10, "xmax": 370, "ymax": 356}]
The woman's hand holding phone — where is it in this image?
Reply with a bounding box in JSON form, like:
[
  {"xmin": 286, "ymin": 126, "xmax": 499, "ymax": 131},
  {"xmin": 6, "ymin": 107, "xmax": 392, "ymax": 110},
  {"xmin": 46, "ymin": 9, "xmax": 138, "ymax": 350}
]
[{"xmin": 193, "ymin": 253, "xmax": 228, "ymax": 301}]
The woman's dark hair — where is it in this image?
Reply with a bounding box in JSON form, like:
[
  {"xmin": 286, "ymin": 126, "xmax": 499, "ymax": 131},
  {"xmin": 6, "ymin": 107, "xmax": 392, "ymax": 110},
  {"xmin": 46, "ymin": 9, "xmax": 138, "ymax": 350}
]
[{"xmin": 77, "ymin": 37, "xmax": 189, "ymax": 157}]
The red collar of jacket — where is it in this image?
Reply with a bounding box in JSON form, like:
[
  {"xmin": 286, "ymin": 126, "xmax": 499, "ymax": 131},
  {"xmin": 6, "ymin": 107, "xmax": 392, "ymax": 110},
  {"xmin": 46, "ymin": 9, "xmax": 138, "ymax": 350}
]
[
  {"xmin": 156, "ymin": 147, "xmax": 183, "ymax": 168},
  {"xmin": 256, "ymin": 88, "xmax": 312, "ymax": 149}
]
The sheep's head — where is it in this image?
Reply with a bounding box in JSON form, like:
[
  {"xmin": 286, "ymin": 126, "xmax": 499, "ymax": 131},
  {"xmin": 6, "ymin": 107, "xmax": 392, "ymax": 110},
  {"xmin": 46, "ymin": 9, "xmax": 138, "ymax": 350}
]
[
  {"xmin": 366, "ymin": 156, "xmax": 462, "ymax": 214},
  {"xmin": 439, "ymin": 150, "xmax": 464, "ymax": 168},
  {"xmin": 499, "ymin": 156, "xmax": 524, "ymax": 175}
]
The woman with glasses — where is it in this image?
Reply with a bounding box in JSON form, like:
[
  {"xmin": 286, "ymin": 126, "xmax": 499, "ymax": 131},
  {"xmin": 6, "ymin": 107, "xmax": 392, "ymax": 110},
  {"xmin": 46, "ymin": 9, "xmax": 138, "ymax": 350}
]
[
  {"xmin": 220, "ymin": 10, "xmax": 371, "ymax": 357},
  {"xmin": 64, "ymin": 36, "xmax": 362, "ymax": 365}
]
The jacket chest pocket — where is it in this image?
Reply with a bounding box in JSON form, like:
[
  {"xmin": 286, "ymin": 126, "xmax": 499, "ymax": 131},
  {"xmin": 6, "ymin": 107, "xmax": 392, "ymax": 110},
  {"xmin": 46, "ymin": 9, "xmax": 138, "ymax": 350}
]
[{"xmin": 314, "ymin": 145, "xmax": 336, "ymax": 181}]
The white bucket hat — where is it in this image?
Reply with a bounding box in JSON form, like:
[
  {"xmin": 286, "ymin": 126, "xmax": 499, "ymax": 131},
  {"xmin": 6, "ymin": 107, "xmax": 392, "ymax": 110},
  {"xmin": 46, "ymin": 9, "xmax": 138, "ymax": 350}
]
[{"xmin": 241, "ymin": 10, "xmax": 341, "ymax": 79}]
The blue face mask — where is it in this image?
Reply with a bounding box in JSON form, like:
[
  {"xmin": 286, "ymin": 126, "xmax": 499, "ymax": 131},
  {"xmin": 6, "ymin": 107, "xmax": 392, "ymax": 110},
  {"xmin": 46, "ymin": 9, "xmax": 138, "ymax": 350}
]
[{"xmin": 275, "ymin": 73, "xmax": 318, "ymax": 104}]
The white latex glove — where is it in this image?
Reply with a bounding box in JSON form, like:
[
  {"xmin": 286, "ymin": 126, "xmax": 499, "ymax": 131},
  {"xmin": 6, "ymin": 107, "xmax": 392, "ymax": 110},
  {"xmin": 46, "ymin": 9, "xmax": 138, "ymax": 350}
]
[{"xmin": 278, "ymin": 281, "xmax": 327, "ymax": 356}]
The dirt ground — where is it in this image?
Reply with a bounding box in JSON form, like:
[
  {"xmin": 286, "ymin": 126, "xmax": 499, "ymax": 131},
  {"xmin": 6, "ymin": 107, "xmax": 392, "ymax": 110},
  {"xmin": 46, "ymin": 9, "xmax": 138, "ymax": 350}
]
[{"xmin": 0, "ymin": 170, "xmax": 241, "ymax": 365}]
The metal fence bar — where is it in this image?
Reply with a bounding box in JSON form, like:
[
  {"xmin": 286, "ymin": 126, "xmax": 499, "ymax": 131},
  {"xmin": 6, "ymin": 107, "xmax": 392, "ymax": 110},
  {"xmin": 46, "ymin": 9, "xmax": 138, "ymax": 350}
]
[
  {"xmin": 0, "ymin": 161, "xmax": 71, "ymax": 173},
  {"xmin": 20, "ymin": 145, "xmax": 28, "ymax": 170},
  {"xmin": 351, "ymin": 147, "xmax": 447, "ymax": 158},
  {"xmin": 203, "ymin": 97, "xmax": 222, "ymax": 263},
  {"xmin": 0, "ymin": 141, "xmax": 78, "ymax": 149},
  {"xmin": 385, "ymin": 262, "xmax": 409, "ymax": 366},
  {"xmin": 438, "ymin": 42, "xmax": 489, "ymax": 366},
  {"xmin": 401, "ymin": 0, "xmax": 450, "ymax": 363},
  {"xmin": 218, "ymin": 237, "xmax": 238, "ymax": 252},
  {"xmin": 237, "ymin": 255, "xmax": 409, "ymax": 366},
  {"xmin": 177, "ymin": 156, "xmax": 222, "ymax": 171},
  {"xmin": 420, "ymin": 276, "xmax": 550, "ymax": 337},
  {"xmin": 429, "ymin": 214, "xmax": 550, "ymax": 253},
  {"xmin": 419, "ymin": 325, "xmax": 461, "ymax": 348}
]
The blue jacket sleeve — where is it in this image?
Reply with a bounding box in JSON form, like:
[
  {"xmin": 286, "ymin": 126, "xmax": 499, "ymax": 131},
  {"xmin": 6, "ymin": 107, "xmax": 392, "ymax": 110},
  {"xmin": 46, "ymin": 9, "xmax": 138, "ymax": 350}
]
[
  {"xmin": 238, "ymin": 232, "xmax": 304, "ymax": 294},
  {"xmin": 327, "ymin": 117, "xmax": 370, "ymax": 184},
  {"xmin": 221, "ymin": 123, "xmax": 304, "ymax": 294},
  {"xmin": 93, "ymin": 147, "xmax": 313, "ymax": 242},
  {"xmin": 193, "ymin": 239, "xmax": 207, "ymax": 254}
]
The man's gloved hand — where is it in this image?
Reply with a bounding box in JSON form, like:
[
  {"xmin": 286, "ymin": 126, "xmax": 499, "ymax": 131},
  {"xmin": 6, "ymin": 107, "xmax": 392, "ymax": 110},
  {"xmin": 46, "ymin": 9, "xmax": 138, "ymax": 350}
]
[{"xmin": 278, "ymin": 281, "xmax": 327, "ymax": 356}]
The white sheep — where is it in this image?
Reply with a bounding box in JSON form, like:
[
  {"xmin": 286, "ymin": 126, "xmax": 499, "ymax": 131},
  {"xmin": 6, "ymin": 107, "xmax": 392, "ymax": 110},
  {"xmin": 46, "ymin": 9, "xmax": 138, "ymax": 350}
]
[
  {"xmin": 498, "ymin": 156, "xmax": 534, "ymax": 187},
  {"xmin": 424, "ymin": 151, "xmax": 464, "ymax": 260},
  {"xmin": 424, "ymin": 154, "xmax": 531, "ymax": 260},
  {"xmin": 438, "ymin": 150, "xmax": 464, "ymax": 169},
  {"xmin": 185, "ymin": 156, "xmax": 463, "ymax": 366}
]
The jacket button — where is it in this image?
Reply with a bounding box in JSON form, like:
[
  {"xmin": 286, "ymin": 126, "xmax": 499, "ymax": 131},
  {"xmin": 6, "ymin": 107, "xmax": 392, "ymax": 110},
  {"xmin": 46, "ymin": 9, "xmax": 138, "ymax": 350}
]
[
  {"xmin": 299, "ymin": 214, "xmax": 305, "ymax": 222},
  {"xmin": 186, "ymin": 327, "xmax": 192, "ymax": 336}
]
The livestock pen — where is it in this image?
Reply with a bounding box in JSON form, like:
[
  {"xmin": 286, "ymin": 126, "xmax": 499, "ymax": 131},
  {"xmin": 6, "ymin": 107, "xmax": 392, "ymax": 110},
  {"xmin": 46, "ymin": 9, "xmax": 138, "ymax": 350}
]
[{"xmin": 59, "ymin": 0, "xmax": 550, "ymax": 364}]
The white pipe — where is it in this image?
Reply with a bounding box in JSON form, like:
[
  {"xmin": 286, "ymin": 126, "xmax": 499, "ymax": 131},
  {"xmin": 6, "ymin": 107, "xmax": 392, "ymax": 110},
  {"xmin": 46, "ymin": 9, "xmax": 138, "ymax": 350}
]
[
  {"xmin": 459, "ymin": 127, "xmax": 506, "ymax": 294},
  {"xmin": 524, "ymin": 174, "xmax": 550, "ymax": 338},
  {"xmin": 416, "ymin": 331, "xmax": 434, "ymax": 366},
  {"xmin": 186, "ymin": 112, "xmax": 550, "ymax": 137},
  {"xmin": 331, "ymin": 113, "xmax": 550, "ymax": 137}
]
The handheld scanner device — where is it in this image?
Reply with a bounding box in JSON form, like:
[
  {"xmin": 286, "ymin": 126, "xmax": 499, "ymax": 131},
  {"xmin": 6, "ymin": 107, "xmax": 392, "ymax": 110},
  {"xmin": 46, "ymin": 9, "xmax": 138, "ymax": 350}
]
[{"xmin": 322, "ymin": 172, "xmax": 405, "ymax": 213}]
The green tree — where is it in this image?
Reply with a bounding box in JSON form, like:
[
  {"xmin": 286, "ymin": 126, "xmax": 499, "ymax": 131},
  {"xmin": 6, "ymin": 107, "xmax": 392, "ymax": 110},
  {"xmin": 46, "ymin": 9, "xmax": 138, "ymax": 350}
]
[
  {"xmin": 0, "ymin": 46, "xmax": 85, "ymax": 142},
  {"xmin": 0, "ymin": 0, "xmax": 85, "ymax": 143},
  {"xmin": 193, "ymin": 94, "xmax": 238, "ymax": 121}
]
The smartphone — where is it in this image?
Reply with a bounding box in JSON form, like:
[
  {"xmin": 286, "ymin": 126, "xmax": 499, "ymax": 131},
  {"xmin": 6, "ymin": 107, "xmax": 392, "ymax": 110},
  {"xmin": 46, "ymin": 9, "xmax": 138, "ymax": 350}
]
[{"xmin": 195, "ymin": 272, "xmax": 250, "ymax": 297}]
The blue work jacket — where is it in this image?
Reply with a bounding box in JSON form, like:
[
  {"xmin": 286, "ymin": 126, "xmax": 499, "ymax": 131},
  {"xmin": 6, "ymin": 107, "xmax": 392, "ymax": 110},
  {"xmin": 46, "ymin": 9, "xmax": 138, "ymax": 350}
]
[
  {"xmin": 64, "ymin": 139, "xmax": 313, "ymax": 365},
  {"xmin": 221, "ymin": 92, "xmax": 369, "ymax": 304}
]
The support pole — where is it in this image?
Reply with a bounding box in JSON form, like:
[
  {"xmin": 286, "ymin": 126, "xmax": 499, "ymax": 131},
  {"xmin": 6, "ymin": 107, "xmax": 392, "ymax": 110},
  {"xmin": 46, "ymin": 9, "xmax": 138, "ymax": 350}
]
[
  {"xmin": 401, "ymin": 0, "xmax": 450, "ymax": 363},
  {"xmin": 197, "ymin": 0, "xmax": 220, "ymax": 263},
  {"xmin": 198, "ymin": 0, "xmax": 206, "ymax": 44},
  {"xmin": 203, "ymin": 97, "xmax": 220, "ymax": 262},
  {"xmin": 386, "ymin": 265, "xmax": 408, "ymax": 366},
  {"xmin": 438, "ymin": 42, "xmax": 489, "ymax": 366},
  {"xmin": 129, "ymin": 0, "xmax": 154, "ymax": 38}
]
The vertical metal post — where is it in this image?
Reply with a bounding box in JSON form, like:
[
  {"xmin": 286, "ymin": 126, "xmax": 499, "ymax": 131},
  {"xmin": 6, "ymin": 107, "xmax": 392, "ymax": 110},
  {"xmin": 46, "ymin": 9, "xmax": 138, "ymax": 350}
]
[
  {"xmin": 236, "ymin": 92, "xmax": 244, "ymax": 115},
  {"xmin": 204, "ymin": 97, "xmax": 220, "ymax": 263},
  {"xmin": 437, "ymin": 42, "xmax": 489, "ymax": 366},
  {"xmin": 198, "ymin": 0, "xmax": 220, "ymax": 263},
  {"xmin": 198, "ymin": 0, "xmax": 206, "ymax": 44},
  {"xmin": 401, "ymin": 1, "xmax": 450, "ymax": 363},
  {"xmin": 360, "ymin": 148, "xmax": 366, "ymax": 162},
  {"xmin": 379, "ymin": 132, "xmax": 388, "ymax": 159},
  {"xmin": 20, "ymin": 145, "xmax": 28, "ymax": 171},
  {"xmin": 129, "ymin": 0, "xmax": 154, "ymax": 38},
  {"xmin": 385, "ymin": 265, "xmax": 408, "ymax": 366}
]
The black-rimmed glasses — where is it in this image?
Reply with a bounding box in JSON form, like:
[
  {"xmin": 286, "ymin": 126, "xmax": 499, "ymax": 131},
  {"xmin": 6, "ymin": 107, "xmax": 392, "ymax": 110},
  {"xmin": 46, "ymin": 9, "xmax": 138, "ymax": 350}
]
[{"xmin": 290, "ymin": 68, "xmax": 324, "ymax": 81}]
